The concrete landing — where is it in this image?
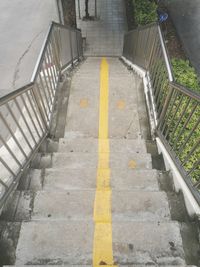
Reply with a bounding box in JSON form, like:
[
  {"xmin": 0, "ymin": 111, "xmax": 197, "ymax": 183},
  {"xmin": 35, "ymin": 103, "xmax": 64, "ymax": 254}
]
[
  {"xmin": 75, "ymin": 0, "xmax": 127, "ymax": 56},
  {"xmin": 65, "ymin": 58, "xmax": 142, "ymax": 139}
]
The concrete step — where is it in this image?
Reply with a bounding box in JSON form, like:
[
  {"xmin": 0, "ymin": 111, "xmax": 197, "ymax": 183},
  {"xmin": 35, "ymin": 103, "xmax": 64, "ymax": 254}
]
[
  {"xmin": 4, "ymin": 266, "xmax": 196, "ymax": 267},
  {"xmin": 64, "ymin": 110, "xmax": 141, "ymax": 140},
  {"xmin": 58, "ymin": 138, "xmax": 147, "ymax": 154},
  {"xmin": 15, "ymin": 221, "xmax": 185, "ymax": 265},
  {"xmin": 43, "ymin": 168, "xmax": 159, "ymax": 191},
  {"xmin": 31, "ymin": 190, "xmax": 170, "ymax": 221},
  {"xmin": 52, "ymin": 152, "xmax": 152, "ymax": 170}
]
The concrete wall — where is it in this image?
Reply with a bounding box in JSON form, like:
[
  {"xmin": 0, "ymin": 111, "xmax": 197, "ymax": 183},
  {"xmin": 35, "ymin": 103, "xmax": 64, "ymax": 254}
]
[
  {"xmin": 61, "ymin": 0, "xmax": 76, "ymax": 27},
  {"xmin": 0, "ymin": 0, "xmax": 59, "ymax": 96},
  {"xmin": 162, "ymin": 0, "xmax": 200, "ymax": 76}
]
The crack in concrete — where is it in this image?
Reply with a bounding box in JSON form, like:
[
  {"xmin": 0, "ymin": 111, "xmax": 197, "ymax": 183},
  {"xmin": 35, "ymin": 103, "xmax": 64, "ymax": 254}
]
[
  {"xmin": 125, "ymin": 119, "xmax": 134, "ymax": 137},
  {"xmin": 12, "ymin": 30, "xmax": 43, "ymax": 89}
]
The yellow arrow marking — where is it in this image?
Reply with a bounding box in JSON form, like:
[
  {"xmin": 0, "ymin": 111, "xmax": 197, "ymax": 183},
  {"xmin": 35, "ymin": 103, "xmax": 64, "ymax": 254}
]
[
  {"xmin": 80, "ymin": 98, "xmax": 89, "ymax": 108},
  {"xmin": 116, "ymin": 100, "xmax": 125, "ymax": 110},
  {"xmin": 128, "ymin": 160, "xmax": 137, "ymax": 169}
]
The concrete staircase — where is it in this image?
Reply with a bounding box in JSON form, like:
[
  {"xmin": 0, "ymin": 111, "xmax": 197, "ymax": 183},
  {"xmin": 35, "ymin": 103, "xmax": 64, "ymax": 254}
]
[{"xmin": 0, "ymin": 58, "xmax": 196, "ymax": 266}]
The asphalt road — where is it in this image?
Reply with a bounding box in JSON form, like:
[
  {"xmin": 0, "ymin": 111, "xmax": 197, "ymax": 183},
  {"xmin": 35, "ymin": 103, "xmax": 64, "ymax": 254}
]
[
  {"xmin": 162, "ymin": 0, "xmax": 200, "ymax": 76},
  {"xmin": 0, "ymin": 0, "xmax": 59, "ymax": 97}
]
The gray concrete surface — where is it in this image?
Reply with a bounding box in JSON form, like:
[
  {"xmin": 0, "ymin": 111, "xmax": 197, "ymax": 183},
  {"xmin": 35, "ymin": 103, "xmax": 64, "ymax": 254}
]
[
  {"xmin": 4, "ymin": 266, "xmax": 193, "ymax": 267},
  {"xmin": 58, "ymin": 138, "xmax": 147, "ymax": 153},
  {"xmin": 43, "ymin": 168, "xmax": 160, "ymax": 191},
  {"xmin": 13, "ymin": 58, "xmax": 186, "ymax": 265},
  {"xmin": 31, "ymin": 190, "xmax": 170, "ymax": 221},
  {"xmin": 75, "ymin": 0, "xmax": 127, "ymax": 56},
  {"xmin": 65, "ymin": 58, "xmax": 141, "ymax": 139},
  {"xmin": 0, "ymin": 0, "xmax": 59, "ymax": 96},
  {"xmin": 52, "ymin": 152, "xmax": 152, "ymax": 169},
  {"xmin": 15, "ymin": 221, "xmax": 185, "ymax": 265},
  {"xmin": 163, "ymin": 0, "xmax": 200, "ymax": 75}
]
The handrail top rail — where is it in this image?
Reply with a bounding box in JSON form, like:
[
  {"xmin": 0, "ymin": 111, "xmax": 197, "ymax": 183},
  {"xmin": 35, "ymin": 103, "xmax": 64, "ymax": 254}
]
[
  {"xmin": 0, "ymin": 21, "xmax": 81, "ymax": 104},
  {"xmin": 171, "ymin": 81, "xmax": 200, "ymax": 102},
  {"xmin": 31, "ymin": 21, "xmax": 81, "ymax": 82},
  {"xmin": 0, "ymin": 83, "xmax": 34, "ymax": 106},
  {"xmin": 125, "ymin": 22, "xmax": 157, "ymax": 34},
  {"xmin": 52, "ymin": 21, "xmax": 81, "ymax": 32}
]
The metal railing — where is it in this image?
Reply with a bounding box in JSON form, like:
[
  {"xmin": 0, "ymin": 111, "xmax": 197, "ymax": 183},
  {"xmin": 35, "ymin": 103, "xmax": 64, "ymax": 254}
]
[
  {"xmin": 0, "ymin": 22, "xmax": 83, "ymax": 209},
  {"xmin": 123, "ymin": 23, "xmax": 200, "ymax": 204}
]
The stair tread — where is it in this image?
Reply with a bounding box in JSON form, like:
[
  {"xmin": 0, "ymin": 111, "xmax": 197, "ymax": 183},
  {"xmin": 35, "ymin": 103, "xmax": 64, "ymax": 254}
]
[
  {"xmin": 58, "ymin": 138, "xmax": 147, "ymax": 153},
  {"xmin": 43, "ymin": 168, "xmax": 160, "ymax": 191},
  {"xmin": 5, "ymin": 266, "xmax": 197, "ymax": 267},
  {"xmin": 15, "ymin": 221, "xmax": 185, "ymax": 265},
  {"xmin": 52, "ymin": 152, "xmax": 152, "ymax": 170},
  {"xmin": 31, "ymin": 190, "xmax": 170, "ymax": 221}
]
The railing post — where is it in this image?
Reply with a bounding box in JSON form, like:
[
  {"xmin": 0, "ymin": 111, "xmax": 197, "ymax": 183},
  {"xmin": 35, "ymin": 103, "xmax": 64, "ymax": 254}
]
[
  {"xmin": 144, "ymin": 27, "xmax": 151, "ymax": 68},
  {"xmin": 157, "ymin": 84, "xmax": 173, "ymax": 130},
  {"xmin": 69, "ymin": 30, "xmax": 74, "ymax": 67},
  {"xmin": 132, "ymin": 28, "xmax": 139, "ymax": 62},
  {"xmin": 76, "ymin": 31, "xmax": 80, "ymax": 61},
  {"xmin": 78, "ymin": 0, "xmax": 81, "ymax": 19},
  {"xmin": 95, "ymin": 0, "xmax": 97, "ymax": 18},
  {"xmin": 147, "ymin": 27, "xmax": 157, "ymax": 69},
  {"xmin": 158, "ymin": 26, "xmax": 173, "ymax": 81},
  {"xmin": 32, "ymin": 86, "xmax": 49, "ymax": 130}
]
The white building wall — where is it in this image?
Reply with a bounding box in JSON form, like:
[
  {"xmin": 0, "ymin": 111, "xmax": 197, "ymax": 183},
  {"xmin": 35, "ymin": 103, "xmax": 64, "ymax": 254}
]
[{"xmin": 0, "ymin": 0, "xmax": 59, "ymax": 95}]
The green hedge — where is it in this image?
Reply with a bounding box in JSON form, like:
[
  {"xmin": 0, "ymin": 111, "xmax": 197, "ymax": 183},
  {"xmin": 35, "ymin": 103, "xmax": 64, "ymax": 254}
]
[
  {"xmin": 168, "ymin": 59, "xmax": 200, "ymax": 182},
  {"xmin": 133, "ymin": 0, "xmax": 158, "ymax": 25},
  {"xmin": 133, "ymin": 0, "xmax": 200, "ymax": 183},
  {"xmin": 172, "ymin": 58, "xmax": 200, "ymax": 93},
  {"xmin": 150, "ymin": 58, "xmax": 200, "ymax": 182}
]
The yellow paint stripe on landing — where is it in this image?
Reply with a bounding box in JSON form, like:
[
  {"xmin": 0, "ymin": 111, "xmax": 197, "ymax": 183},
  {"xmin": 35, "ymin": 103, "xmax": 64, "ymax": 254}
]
[{"xmin": 93, "ymin": 58, "xmax": 117, "ymax": 266}]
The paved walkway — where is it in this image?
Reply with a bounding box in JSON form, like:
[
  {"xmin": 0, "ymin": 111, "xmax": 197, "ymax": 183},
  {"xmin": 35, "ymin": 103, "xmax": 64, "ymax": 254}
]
[
  {"xmin": 163, "ymin": 0, "xmax": 200, "ymax": 75},
  {"xmin": 75, "ymin": 0, "xmax": 127, "ymax": 56}
]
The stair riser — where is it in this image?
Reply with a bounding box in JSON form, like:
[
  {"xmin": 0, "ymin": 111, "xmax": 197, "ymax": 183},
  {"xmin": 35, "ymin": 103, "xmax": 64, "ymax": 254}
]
[{"xmin": 58, "ymin": 138, "xmax": 147, "ymax": 154}]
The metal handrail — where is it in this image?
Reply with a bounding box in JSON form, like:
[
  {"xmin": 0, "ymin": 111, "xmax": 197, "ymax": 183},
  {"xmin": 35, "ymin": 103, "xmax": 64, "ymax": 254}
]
[
  {"xmin": 0, "ymin": 83, "xmax": 34, "ymax": 106},
  {"xmin": 0, "ymin": 21, "xmax": 83, "ymax": 209},
  {"xmin": 171, "ymin": 82, "xmax": 200, "ymax": 101},
  {"xmin": 123, "ymin": 23, "xmax": 200, "ymax": 204}
]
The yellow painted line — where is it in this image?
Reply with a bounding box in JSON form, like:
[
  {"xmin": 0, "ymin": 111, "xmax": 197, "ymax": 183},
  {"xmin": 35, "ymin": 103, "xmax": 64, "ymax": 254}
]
[{"xmin": 93, "ymin": 58, "xmax": 117, "ymax": 266}]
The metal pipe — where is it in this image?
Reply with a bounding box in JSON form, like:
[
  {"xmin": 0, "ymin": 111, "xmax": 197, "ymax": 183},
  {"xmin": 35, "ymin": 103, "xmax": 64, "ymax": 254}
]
[
  {"xmin": 21, "ymin": 93, "xmax": 42, "ymax": 138},
  {"xmin": 95, "ymin": 0, "xmax": 97, "ymax": 18},
  {"xmin": 78, "ymin": 0, "xmax": 81, "ymax": 19},
  {"xmin": 0, "ymin": 134, "xmax": 22, "ymax": 167},
  {"xmin": 0, "ymin": 157, "xmax": 15, "ymax": 178},
  {"xmin": 0, "ymin": 112, "xmax": 28, "ymax": 159},
  {"xmin": 158, "ymin": 25, "xmax": 173, "ymax": 82}
]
